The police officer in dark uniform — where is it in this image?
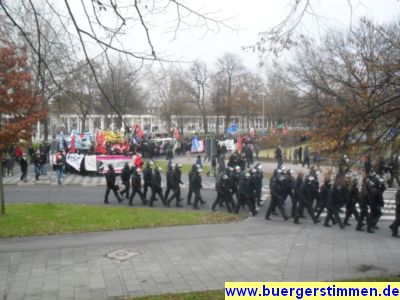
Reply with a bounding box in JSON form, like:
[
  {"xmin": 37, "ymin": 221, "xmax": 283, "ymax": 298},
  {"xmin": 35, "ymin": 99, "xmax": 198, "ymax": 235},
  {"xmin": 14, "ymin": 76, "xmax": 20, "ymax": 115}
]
[
  {"xmin": 315, "ymin": 176, "xmax": 332, "ymax": 220},
  {"xmin": 192, "ymin": 168, "xmax": 204, "ymax": 209},
  {"xmin": 143, "ymin": 161, "xmax": 153, "ymax": 201},
  {"xmin": 149, "ymin": 167, "xmax": 165, "ymax": 206},
  {"xmin": 292, "ymin": 172, "xmax": 304, "ymax": 222},
  {"xmin": 284, "ymin": 169, "xmax": 295, "ymax": 217},
  {"xmin": 167, "ymin": 164, "xmax": 184, "ymax": 207},
  {"xmin": 164, "ymin": 163, "xmax": 175, "ymax": 201},
  {"xmin": 370, "ymin": 174, "xmax": 385, "ymax": 229},
  {"xmin": 129, "ymin": 168, "xmax": 146, "ymax": 206},
  {"xmin": 187, "ymin": 164, "xmax": 197, "ymax": 205},
  {"xmin": 230, "ymin": 166, "xmax": 241, "ymax": 200},
  {"xmin": 104, "ymin": 164, "xmax": 122, "ymax": 204},
  {"xmin": 324, "ymin": 180, "xmax": 345, "ymax": 229},
  {"xmin": 294, "ymin": 175, "xmax": 320, "ymax": 224},
  {"xmin": 212, "ymin": 174, "xmax": 235, "ymax": 212},
  {"xmin": 389, "ymin": 189, "xmax": 400, "ymax": 237},
  {"xmin": 265, "ymin": 169, "xmax": 288, "ymax": 220},
  {"xmin": 356, "ymin": 176, "xmax": 374, "ymax": 233},
  {"xmin": 119, "ymin": 162, "xmax": 131, "ymax": 199},
  {"xmin": 343, "ymin": 177, "xmax": 360, "ymax": 226},
  {"xmin": 235, "ymin": 172, "xmax": 257, "ymax": 216},
  {"xmin": 255, "ymin": 164, "xmax": 264, "ymax": 207},
  {"xmin": 249, "ymin": 169, "xmax": 259, "ymax": 211}
]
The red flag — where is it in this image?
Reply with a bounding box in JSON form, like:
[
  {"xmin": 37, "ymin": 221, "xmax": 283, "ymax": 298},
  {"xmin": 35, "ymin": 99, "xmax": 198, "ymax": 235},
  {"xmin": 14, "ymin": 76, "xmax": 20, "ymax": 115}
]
[
  {"xmin": 174, "ymin": 128, "xmax": 181, "ymax": 140},
  {"xmin": 237, "ymin": 134, "xmax": 243, "ymax": 153},
  {"xmin": 282, "ymin": 126, "xmax": 288, "ymax": 136},
  {"xmin": 95, "ymin": 130, "xmax": 107, "ymax": 154},
  {"xmin": 70, "ymin": 135, "xmax": 76, "ymax": 153},
  {"xmin": 133, "ymin": 124, "xmax": 144, "ymax": 139},
  {"xmin": 272, "ymin": 127, "xmax": 277, "ymax": 136}
]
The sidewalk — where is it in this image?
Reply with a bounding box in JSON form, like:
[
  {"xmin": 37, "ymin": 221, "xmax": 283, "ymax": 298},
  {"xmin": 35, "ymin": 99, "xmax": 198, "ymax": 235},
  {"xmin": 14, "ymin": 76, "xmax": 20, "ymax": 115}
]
[{"xmin": 1, "ymin": 212, "xmax": 399, "ymax": 300}]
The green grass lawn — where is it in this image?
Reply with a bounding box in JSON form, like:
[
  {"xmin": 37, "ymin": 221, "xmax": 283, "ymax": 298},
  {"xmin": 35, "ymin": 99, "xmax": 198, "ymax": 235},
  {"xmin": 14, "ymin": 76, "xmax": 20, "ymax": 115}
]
[
  {"xmin": 0, "ymin": 204, "xmax": 241, "ymax": 239},
  {"xmin": 122, "ymin": 290, "xmax": 223, "ymax": 300},
  {"xmin": 152, "ymin": 160, "xmax": 210, "ymax": 175},
  {"xmin": 123, "ymin": 275, "xmax": 400, "ymax": 299}
]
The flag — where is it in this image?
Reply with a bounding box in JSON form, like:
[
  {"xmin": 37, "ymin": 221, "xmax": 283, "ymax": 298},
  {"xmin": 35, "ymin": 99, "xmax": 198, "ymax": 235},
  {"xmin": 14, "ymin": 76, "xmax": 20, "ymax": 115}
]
[
  {"xmin": 174, "ymin": 128, "xmax": 181, "ymax": 140},
  {"xmin": 133, "ymin": 124, "xmax": 144, "ymax": 139},
  {"xmin": 95, "ymin": 130, "xmax": 107, "ymax": 154},
  {"xmin": 237, "ymin": 134, "xmax": 243, "ymax": 153},
  {"xmin": 227, "ymin": 123, "xmax": 238, "ymax": 135},
  {"xmin": 70, "ymin": 135, "xmax": 76, "ymax": 153},
  {"xmin": 272, "ymin": 127, "xmax": 277, "ymax": 136}
]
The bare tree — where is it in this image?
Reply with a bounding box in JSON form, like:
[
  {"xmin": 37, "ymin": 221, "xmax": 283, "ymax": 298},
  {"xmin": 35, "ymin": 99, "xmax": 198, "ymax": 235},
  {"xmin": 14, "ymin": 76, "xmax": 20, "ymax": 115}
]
[
  {"xmin": 99, "ymin": 59, "xmax": 146, "ymax": 129},
  {"xmin": 150, "ymin": 67, "xmax": 192, "ymax": 134},
  {"xmin": 214, "ymin": 53, "xmax": 245, "ymax": 132},
  {"xmin": 0, "ymin": 0, "xmax": 230, "ymax": 126},
  {"xmin": 184, "ymin": 60, "xmax": 209, "ymax": 133}
]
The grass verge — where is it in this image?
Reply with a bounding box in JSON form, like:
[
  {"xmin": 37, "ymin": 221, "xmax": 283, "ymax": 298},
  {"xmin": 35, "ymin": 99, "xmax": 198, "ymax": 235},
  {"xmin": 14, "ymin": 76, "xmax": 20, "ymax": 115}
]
[
  {"xmin": 123, "ymin": 275, "xmax": 400, "ymax": 299},
  {"xmin": 122, "ymin": 290, "xmax": 224, "ymax": 300},
  {"xmin": 0, "ymin": 204, "xmax": 241, "ymax": 238}
]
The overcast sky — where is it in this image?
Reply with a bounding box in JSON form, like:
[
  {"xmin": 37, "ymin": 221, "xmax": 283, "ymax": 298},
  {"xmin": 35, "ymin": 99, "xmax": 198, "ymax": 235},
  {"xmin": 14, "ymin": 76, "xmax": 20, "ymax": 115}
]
[
  {"xmin": 69, "ymin": 0, "xmax": 399, "ymax": 72},
  {"xmin": 139, "ymin": 0, "xmax": 399, "ymax": 71}
]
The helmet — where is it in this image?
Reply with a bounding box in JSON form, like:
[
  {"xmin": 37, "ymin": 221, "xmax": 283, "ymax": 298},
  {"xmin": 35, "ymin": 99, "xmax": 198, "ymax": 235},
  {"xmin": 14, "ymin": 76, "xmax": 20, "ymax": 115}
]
[
  {"xmin": 257, "ymin": 165, "xmax": 263, "ymax": 170},
  {"xmin": 252, "ymin": 168, "xmax": 257, "ymax": 173},
  {"xmin": 235, "ymin": 166, "xmax": 241, "ymax": 170},
  {"xmin": 277, "ymin": 169, "xmax": 282, "ymax": 174},
  {"xmin": 157, "ymin": 167, "xmax": 162, "ymax": 172},
  {"xmin": 308, "ymin": 176, "xmax": 315, "ymax": 181},
  {"xmin": 136, "ymin": 168, "xmax": 141, "ymax": 173},
  {"xmin": 177, "ymin": 164, "xmax": 183, "ymax": 168},
  {"xmin": 197, "ymin": 168, "xmax": 202, "ymax": 173},
  {"xmin": 245, "ymin": 172, "xmax": 250, "ymax": 178},
  {"xmin": 222, "ymin": 175, "xmax": 228, "ymax": 180}
]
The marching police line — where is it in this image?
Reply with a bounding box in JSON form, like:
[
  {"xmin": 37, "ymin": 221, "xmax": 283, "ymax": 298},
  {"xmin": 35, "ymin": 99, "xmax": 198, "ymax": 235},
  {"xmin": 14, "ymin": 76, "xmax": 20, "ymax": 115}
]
[
  {"xmin": 262, "ymin": 165, "xmax": 400, "ymax": 237},
  {"xmin": 105, "ymin": 159, "xmax": 400, "ymax": 237}
]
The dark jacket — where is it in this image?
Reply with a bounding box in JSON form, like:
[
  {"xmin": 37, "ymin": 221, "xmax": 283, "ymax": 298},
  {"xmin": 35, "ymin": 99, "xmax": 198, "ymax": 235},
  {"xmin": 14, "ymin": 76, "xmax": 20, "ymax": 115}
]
[
  {"xmin": 152, "ymin": 170, "xmax": 162, "ymax": 189},
  {"xmin": 121, "ymin": 165, "xmax": 131, "ymax": 182},
  {"xmin": 143, "ymin": 165, "xmax": 152, "ymax": 184},
  {"xmin": 105, "ymin": 168, "xmax": 117, "ymax": 187},
  {"xmin": 131, "ymin": 170, "xmax": 142, "ymax": 188}
]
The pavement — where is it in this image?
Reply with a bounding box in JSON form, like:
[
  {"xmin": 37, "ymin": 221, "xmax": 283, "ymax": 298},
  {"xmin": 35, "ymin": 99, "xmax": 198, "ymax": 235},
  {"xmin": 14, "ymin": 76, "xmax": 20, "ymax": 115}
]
[
  {"xmin": 1, "ymin": 212, "xmax": 400, "ymax": 300},
  {"xmin": 1, "ymin": 158, "xmax": 400, "ymax": 299}
]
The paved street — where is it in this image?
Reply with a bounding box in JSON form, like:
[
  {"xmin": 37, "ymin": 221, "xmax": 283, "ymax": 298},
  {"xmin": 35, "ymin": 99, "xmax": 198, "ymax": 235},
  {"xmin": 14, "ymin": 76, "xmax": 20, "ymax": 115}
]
[{"xmin": 1, "ymin": 211, "xmax": 399, "ymax": 300}]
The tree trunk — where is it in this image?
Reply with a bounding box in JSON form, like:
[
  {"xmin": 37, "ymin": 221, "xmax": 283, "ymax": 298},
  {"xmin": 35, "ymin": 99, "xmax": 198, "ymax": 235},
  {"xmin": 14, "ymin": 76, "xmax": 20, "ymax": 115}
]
[
  {"xmin": 216, "ymin": 116, "xmax": 220, "ymax": 135},
  {"xmin": 166, "ymin": 115, "xmax": 171, "ymax": 134},
  {"xmin": 43, "ymin": 116, "xmax": 49, "ymax": 141},
  {"xmin": 202, "ymin": 114, "xmax": 208, "ymax": 134},
  {"xmin": 0, "ymin": 154, "xmax": 5, "ymax": 215},
  {"xmin": 225, "ymin": 114, "xmax": 231, "ymax": 133},
  {"xmin": 81, "ymin": 116, "xmax": 86, "ymax": 132}
]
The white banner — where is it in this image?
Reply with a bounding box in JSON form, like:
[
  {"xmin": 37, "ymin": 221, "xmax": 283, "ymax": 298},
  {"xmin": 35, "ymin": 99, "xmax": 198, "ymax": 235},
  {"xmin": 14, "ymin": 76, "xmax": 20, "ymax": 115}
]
[
  {"xmin": 96, "ymin": 155, "xmax": 133, "ymax": 174},
  {"xmin": 84, "ymin": 155, "xmax": 97, "ymax": 172},
  {"xmin": 219, "ymin": 139, "xmax": 235, "ymax": 151},
  {"xmin": 66, "ymin": 153, "xmax": 85, "ymax": 171}
]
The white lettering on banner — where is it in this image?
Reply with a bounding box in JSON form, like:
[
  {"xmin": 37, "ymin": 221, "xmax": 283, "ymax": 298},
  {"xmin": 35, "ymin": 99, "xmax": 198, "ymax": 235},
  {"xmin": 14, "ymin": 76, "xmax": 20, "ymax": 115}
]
[{"xmin": 66, "ymin": 153, "xmax": 85, "ymax": 171}]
